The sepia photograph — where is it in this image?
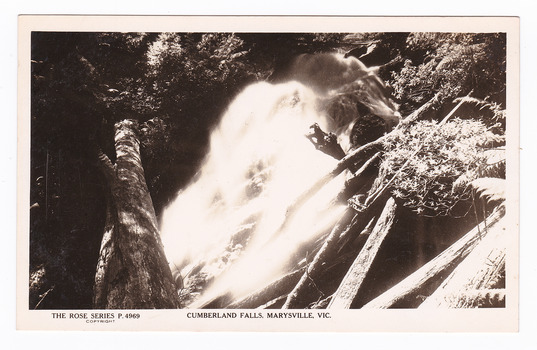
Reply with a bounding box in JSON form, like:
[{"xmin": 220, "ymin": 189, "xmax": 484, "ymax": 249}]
[{"xmin": 17, "ymin": 15, "xmax": 519, "ymax": 331}]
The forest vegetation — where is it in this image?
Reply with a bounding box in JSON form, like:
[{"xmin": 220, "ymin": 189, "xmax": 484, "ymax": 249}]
[{"xmin": 29, "ymin": 32, "xmax": 507, "ymax": 309}]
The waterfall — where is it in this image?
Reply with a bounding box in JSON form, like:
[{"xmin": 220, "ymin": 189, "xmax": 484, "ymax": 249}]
[{"xmin": 160, "ymin": 53, "xmax": 399, "ymax": 308}]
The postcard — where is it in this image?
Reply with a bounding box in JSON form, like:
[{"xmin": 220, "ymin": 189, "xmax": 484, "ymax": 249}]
[{"xmin": 17, "ymin": 15, "xmax": 519, "ymax": 331}]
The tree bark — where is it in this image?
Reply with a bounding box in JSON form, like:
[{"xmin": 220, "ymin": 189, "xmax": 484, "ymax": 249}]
[
  {"xmin": 93, "ymin": 119, "xmax": 180, "ymax": 309},
  {"xmin": 362, "ymin": 205, "xmax": 505, "ymax": 309},
  {"xmin": 328, "ymin": 198, "xmax": 397, "ymax": 309}
]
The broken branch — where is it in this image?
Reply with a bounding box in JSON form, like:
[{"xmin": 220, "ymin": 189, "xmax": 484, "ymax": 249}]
[{"xmin": 306, "ymin": 123, "xmax": 346, "ymax": 160}]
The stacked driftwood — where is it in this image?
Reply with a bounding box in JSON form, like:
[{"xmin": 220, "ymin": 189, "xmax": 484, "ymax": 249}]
[{"xmin": 205, "ymin": 93, "xmax": 506, "ymax": 310}]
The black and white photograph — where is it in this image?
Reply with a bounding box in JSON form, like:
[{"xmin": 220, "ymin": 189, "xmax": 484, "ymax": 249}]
[{"xmin": 17, "ymin": 16, "xmax": 519, "ymax": 331}]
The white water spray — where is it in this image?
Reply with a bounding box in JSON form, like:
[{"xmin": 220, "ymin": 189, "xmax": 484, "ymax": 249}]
[{"xmin": 160, "ymin": 53, "xmax": 399, "ymax": 307}]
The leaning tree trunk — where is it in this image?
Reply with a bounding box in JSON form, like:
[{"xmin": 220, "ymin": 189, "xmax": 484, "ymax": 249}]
[
  {"xmin": 93, "ymin": 119, "xmax": 180, "ymax": 309},
  {"xmin": 362, "ymin": 205, "xmax": 505, "ymax": 309}
]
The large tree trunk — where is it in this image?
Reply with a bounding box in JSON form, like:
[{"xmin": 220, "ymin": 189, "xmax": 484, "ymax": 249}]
[{"xmin": 93, "ymin": 119, "xmax": 180, "ymax": 309}]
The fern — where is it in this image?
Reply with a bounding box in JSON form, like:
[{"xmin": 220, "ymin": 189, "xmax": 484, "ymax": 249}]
[
  {"xmin": 453, "ymin": 96, "xmax": 506, "ymax": 133},
  {"xmin": 470, "ymin": 178, "xmax": 506, "ymax": 205},
  {"xmin": 477, "ymin": 148, "xmax": 506, "ymax": 179}
]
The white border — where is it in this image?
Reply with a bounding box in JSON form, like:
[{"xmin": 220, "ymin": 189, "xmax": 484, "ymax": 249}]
[{"xmin": 3, "ymin": 1, "xmax": 534, "ymax": 348}]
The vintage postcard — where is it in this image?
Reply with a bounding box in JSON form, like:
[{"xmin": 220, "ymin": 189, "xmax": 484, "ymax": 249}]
[{"xmin": 17, "ymin": 15, "xmax": 519, "ymax": 331}]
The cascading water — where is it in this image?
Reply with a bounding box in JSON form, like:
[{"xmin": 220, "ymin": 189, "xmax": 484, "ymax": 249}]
[{"xmin": 160, "ymin": 53, "xmax": 399, "ymax": 308}]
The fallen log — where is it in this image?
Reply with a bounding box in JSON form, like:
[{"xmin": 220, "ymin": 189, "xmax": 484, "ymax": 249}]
[
  {"xmin": 276, "ymin": 93, "xmax": 470, "ymax": 308},
  {"xmin": 226, "ymin": 267, "xmax": 306, "ymax": 309},
  {"xmin": 275, "ymin": 92, "xmax": 446, "ymax": 238},
  {"xmin": 311, "ymin": 296, "xmax": 332, "ymax": 309},
  {"xmin": 282, "ymin": 189, "xmax": 391, "ymax": 309},
  {"xmin": 223, "ymin": 234, "xmax": 362, "ymax": 309},
  {"xmin": 328, "ymin": 198, "xmax": 397, "ymax": 309},
  {"xmin": 337, "ymin": 216, "xmax": 376, "ymax": 256},
  {"xmin": 335, "ymin": 152, "xmax": 381, "ymax": 203},
  {"xmin": 282, "ymin": 208, "xmax": 356, "ymax": 309},
  {"xmin": 256, "ymin": 295, "xmax": 288, "ymax": 309},
  {"xmin": 418, "ymin": 213, "xmax": 507, "ymax": 308},
  {"xmin": 362, "ymin": 204, "xmax": 505, "ymax": 309},
  {"xmin": 399, "ymin": 91, "xmax": 442, "ymax": 126}
]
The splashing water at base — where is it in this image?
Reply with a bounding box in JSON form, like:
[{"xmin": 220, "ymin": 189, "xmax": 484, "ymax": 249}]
[{"xmin": 160, "ymin": 53, "xmax": 399, "ymax": 307}]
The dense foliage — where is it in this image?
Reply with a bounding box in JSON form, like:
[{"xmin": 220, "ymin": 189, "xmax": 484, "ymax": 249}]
[
  {"xmin": 389, "ymin": 33, "xmax": 506, "ymax": 116},
  {"xmin": 373, "ymin": 118, "xmax": 504, "ymax": 217}
]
